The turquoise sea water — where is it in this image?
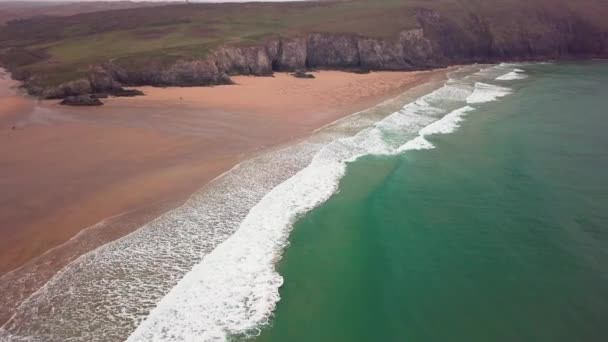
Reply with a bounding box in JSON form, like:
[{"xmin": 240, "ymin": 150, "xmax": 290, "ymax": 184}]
[{"xmin": 256, "ymin": 62, "xmax": 608, "ymax": 342}]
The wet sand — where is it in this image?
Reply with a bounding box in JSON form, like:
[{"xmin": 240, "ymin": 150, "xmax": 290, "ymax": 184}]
[{"xmin": 0, "ymin": 68, "xmax": 450, "ymax": 325}]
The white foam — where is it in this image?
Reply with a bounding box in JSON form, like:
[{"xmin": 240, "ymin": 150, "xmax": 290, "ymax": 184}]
[
  {"xmin": 397, "ymin": 135, "xmax": 435, "ymax": 151},
  {"xmin": 420, "ymin": 106, "xmax": 475, "ymax": 136},
  {"xmin": 496, "ymin": 70, "xmax": 527, "ymax": 81},
  {"xmin": 397, "ymin": 106, "xmax": 475, "ymax": 152},
  {"xmin": 422, "ymin": 82, "xmax": 474, "ymax": 103},
  {"xmin": 466, "ymin": 82, "xmax": 512, "ymax": 104},
  {"xmin": 128, "ymin": 153, "xmax": 347, "ymax": 342},
  {"xmin": 127, "ymin": 83, "xmax": 484, "ymax": 342}
]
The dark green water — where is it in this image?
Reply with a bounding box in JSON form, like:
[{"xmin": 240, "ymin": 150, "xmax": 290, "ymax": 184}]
[{"xmin": 256, "ymin": 63, "xmax": 608, "ymax": 342}]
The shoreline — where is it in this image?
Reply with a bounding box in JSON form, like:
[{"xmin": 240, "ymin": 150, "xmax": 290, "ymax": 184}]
[
  {"xmin": 0, "ymin": 67, "xmax": 452, "ymax": 327},
  {"xmin": 127, "ymin": 63, "xmax": 525, "ymax": 341}
]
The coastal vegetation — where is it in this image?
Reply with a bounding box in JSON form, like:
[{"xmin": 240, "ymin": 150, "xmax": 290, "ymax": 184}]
[{"xmin": 0, "ymin": 0, "xmax": 607, "ymax": 96}]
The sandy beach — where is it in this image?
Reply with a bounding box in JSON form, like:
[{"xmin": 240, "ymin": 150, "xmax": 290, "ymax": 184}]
[{"xmin": 0, "ymin": 68, "xmax": 450, "ymax": 325}]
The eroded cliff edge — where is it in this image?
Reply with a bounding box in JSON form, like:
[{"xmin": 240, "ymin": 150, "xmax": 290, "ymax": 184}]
[{"xmin": 4, "ymin": 8, "xmax": 608, "ymax": 99}]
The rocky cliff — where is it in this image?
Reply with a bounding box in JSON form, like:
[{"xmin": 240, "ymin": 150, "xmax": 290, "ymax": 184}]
[{"xmin": 16, "ymin": 8, "xmax": 608, "ymax": 98}]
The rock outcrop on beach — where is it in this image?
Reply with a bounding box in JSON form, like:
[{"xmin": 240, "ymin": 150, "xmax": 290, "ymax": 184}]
[
  {"xmin": 39, "ymin": 69, "xmax": 145, "ymax": 100},
  {"xmin": 59, "ymin": 94, "xmax": 103, "ymax": 106},
  {"xmin": 292, "ymin": 71, "xmax": 315, "ymax": 79},
  {"xmin": 42, "ymin": 79, "xmax": 92, "ymax": 99},
  {"xmin": 2, "ymin": 2, "xmax": 608, "ymax": 99}
]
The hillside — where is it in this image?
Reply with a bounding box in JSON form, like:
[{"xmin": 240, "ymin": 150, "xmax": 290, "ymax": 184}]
[
  {"xmin": 0, "ymin": 1, "xmax": 167, "ymax": 25},
  {"xmin": 1, "ymin": 0, "xmax": 607, "ymax": 98}
]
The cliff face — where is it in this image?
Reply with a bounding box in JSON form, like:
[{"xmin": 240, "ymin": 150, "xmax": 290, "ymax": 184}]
[{"xmin": 27, "ymin": 8, "xmax": 608, "ymax": 98}]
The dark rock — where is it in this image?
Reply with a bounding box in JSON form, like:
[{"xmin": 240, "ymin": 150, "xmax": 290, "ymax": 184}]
[
  {"xmin": 89, "ymin": 66, "xmax": 123, "ymax": 93},
  {"xmin": 63, "ymin": 79, "xmax": 93, "ymax": 96},
  {"xmin": 307, "ymin": 33, "xmax": 360, "ymax": 68},
  {"xmin": 90, "ymin": 93, "xmax": 109, "ymax": 99},
  {"xmin": 42, "ymin": 78, "xmax": 93, "ymax": 99},
  {"xmin": 274, "ymin": 37, "xmax": 307, "ymax": 71},
  {"xmin": 111, "ymin": 88, "xmax": 144, "ymax": 97},
  {"xmin": 214, "ymin": 46, "xmax": 274, "ymax": 76},
  {"xmin": 292, "ymin": 71, "xmax": 315, "ymax": 79},
  {"xmin": 357, "ymin": 37, "xmax": 411, "ymax": 70},
  {"xmin": 219, "ymin": 72, "xmax": 234, "ymax": 85},
  {"xmin": 148, "ymin": 59, "xmax": 233, "ymax": 87},
  {"xmin": 26, "ymin": 86, "xmax": 43, "ymax": 97},
  {"xmin": 60, "ymin": 95, "xmax": 103, "ymax": 106},
  {"xmin": 42, "ymin": 86, "xmax": 67, "ymax": 100}
]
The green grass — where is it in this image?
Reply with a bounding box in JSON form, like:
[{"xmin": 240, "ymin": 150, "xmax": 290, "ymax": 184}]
[{"xmin": 1, "ymin": 0, "xmax": 606, "ymax": 88}]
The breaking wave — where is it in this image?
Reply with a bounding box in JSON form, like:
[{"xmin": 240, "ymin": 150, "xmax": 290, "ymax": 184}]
[
  {"xmin": 467, "ymin": 82, "xmax": 512, "ymax": 104},
  {"xmin": 496, "ymin": 68, "xmax": 528, "ymax": 81}
]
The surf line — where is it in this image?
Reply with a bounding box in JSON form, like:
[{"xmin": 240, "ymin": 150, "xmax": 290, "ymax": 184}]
[{"xmin": 127, "ymin": 66, "xmax": 522, "ymax": 342}]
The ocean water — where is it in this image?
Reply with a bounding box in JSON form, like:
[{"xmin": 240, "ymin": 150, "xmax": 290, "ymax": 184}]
[
  {"xmin": 2, "ymin": 62, "xmax": 606, "ymax": 341},
  {"xmin": 255, "ymin": 62, "xmax": 608, "ymax": 342}
]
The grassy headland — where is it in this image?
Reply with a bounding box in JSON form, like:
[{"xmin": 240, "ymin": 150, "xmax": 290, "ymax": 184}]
[{"xmin": 0, "ymin": 0, "xmax": 607, "ymax": 92}]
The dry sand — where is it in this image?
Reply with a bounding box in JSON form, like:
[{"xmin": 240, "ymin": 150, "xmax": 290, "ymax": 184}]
[{"xmin": 0, "ymin": 68, "xmax": 450, "ymax": 325}]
